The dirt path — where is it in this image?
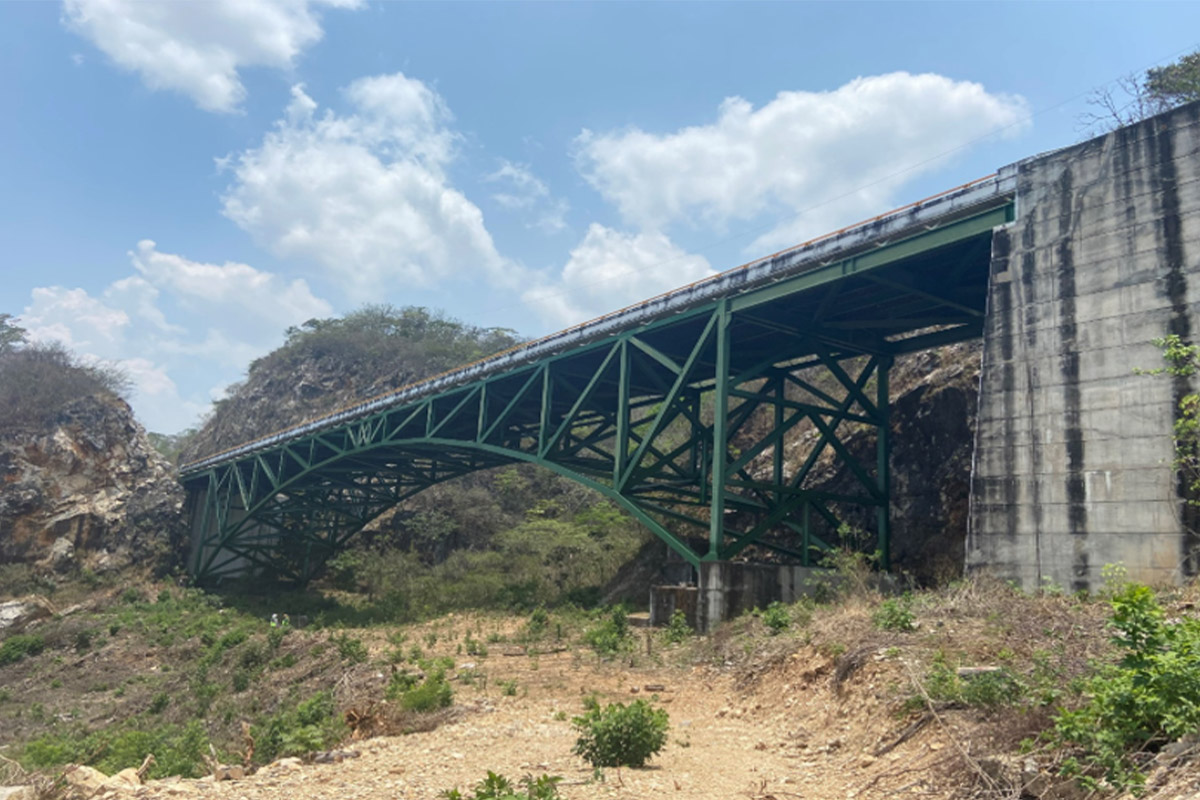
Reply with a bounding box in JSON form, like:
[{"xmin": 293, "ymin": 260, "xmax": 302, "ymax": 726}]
[{"xmin": 133, "ymin": 642, "xmax": 960, "ymax": 800}]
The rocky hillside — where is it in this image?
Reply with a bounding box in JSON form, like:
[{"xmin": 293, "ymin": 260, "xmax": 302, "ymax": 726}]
[{"xmin": 0, "ymin": 335, "xmax": 184, "ymax": 575}]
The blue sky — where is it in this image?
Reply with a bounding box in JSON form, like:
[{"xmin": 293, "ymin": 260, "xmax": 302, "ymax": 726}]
[{"xmin": 1, "ymin": 1, "xmax": 1196, "ymax": 433}]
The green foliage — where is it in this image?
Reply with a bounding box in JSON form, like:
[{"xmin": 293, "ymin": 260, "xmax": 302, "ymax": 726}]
[
  {"xmin": 500, "ymin": 680, "xmax": 518, "ymax": 697},
  {"xmin": 1142, "ymin": 337, "xmax": 1200, "ymax": 508},
  {"xmin": 872, "ymin": 595, "xmax": 916, "ymax": 632},
  {"xmin": 148, "ymin": 692, "xmax": 170, "ymax": 714},
  {"xmin": 584, "ymin": 607, "xmax": 632, "ymax": 657},
  {"xmin": 252, "ymin": 691, "xmax": 344, "ymax": 763},
  {"xmin": 333, "ymin": 633, "xmax": 368, "ymax": 663},
  {"xmin": 1146, "ymin": 52, "xmax": 1200, "ymax": 109},
  {"xmin": 440, "ymin": 772, "xmax": 562, "ymax": 800},
  {"xmin": 1085, "ymin": 49, "xmax": 1200, "ymax": 131},
  {"xmin": 146, "ymin": 429, "xmax": 199, "ymax": 465},
  {"xmin": 663, "ymin": 609, "xmax": 692, "ymax": 644},
  {"xmin": 759, "ymin": 602, "xmax": 791, "ymax": 635},
  {"xmin": 572, "ymin": 698, "xmax": 669, "ymax": 768},
  {"xmin": 0, "ymin": 634, "xmax": 45, "ymax": 666},
  {"xmin": 1052, "ymin": 583, "xmax": 1200, "ymax": 791},
  {"xmin": 521, "ymin": 607, "xmax": 549, "ymax": 642},
  {"xmin": 0, "ymin": 313, "xmax": 26, "ymax": 354},
  {"xmin": 921, "ymin": 655, "xmax": 1024, "ymax": 710},
  {"xmin": 391, "ymin": 670, "xmax": 454, "ymax": 712},
  {"xmin": 21, "ymin": 721, "xmax": 209, "ymax": 779}
]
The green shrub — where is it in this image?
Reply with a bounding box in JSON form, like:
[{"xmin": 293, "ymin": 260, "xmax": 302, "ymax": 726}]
[
  {"xmin": 252, "ymin": 691, "xmax": 344, "ymax": 763},
  {"xmin": 1053, "ymin": 583, "xmax": 1200, "ymax": 791},
  {"xmin": 960, "ymin": 669, "xmax": 1023, "ymax": 707},
  {"xmin": 872, "ymin": 595, "xmax": 916, "ymax": 632},
  {"xmin": 21, "ymin": 721, "xmax": 209, "ymax": 779},
  {"xmin": 500, "ymin": 680, "xmax": 518, "ymax": 697},
  {"xmin": 217, "ymin": 629, "xmax": 248, "ymax": 651},
  {"xmin": 584, "ymin": 607, "xmax": 632, "ymax": 657},
  {"xmin": 663, "ymin": 609, "xmax": 691, "ymax": 644},
  {"xmin": 522, "ymin": 607, "xmax": 549, "ymax": 642},
  {"xmin": 148, "ymin": 692, "xmax": 170, "ymax": 714},
  {"xmin": 393, "ymin": 670, "xmax": 453, "ymax": 712},
  {"xmin": 572, "ymin": 698, "xmax": 669, "ymax": 768},
  {"xmin": 0, "ymin": 634, "xmax": 45, "ymax": 665},
  {"xmin": 760, "ymin": 602, "xmax": 791, "ymax": 635},
  {"xmin": 267, "ymin": 626, "xmax": 287, "ymax": 650},
  {"xmin": 441, "ymin": 771, "xmax": 561, "ymax": 800},
  {"xmin": 333, "ymin": 634, "xmax": 368, "ymax": 663}
]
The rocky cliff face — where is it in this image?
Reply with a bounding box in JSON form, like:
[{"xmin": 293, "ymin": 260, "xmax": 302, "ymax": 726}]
[{"xmin": 0, "ymin": 393, "xmax": 185, "ymax": 574}]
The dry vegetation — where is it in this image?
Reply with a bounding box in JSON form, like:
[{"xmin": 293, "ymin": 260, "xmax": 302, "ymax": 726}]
[{"xmin": 8, "ymin": 561, "xmax": 1200, "ymax": 799}]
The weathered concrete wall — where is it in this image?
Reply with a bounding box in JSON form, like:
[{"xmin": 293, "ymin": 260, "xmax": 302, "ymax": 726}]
[
  {"xmin": 695, "ymin": 562, "xmax": 830, "ymax": 632},
  {"xmin": 968, "ymin": 103, "xmax": 1200, "ymax": 590}
]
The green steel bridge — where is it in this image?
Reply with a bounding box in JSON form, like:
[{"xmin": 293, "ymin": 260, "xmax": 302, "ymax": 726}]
[{"xmin": 180, "ymin": 173, "xmax": 1016, "ymax": 584}]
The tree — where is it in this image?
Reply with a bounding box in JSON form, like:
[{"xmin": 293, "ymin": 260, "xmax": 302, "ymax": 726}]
[
  {"xmin": 0, "ymin": 313, "xmax": 26, "ymax": 353},
  {"xmin": 1081, "ymin": 49, "xmax": 1200, "ymax": 133}
]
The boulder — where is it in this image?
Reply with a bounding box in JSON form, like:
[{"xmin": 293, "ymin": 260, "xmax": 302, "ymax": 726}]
[
  {"xmin": 63, "ymin": 765, "xmax": 109, "ymax": 794},
  {"xmin": 0, "ymin": 596, "xmax": 54, "ymax": 634}
]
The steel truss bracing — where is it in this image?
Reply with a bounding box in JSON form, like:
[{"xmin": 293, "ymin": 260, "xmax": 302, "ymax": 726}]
[{"xmin": 182, "ymin": 202, "xmax": 1011, "ymax": 583}]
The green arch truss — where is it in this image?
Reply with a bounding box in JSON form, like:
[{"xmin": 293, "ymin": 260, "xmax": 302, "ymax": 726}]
[{"xmin": 181, "ymin": 202, "xmax": 1009, "ymax": 583}]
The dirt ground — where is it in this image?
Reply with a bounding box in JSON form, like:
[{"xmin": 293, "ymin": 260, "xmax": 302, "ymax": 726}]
[{"xmin": 125, "ymin": 634, "xmax": 971, "ymax": 800}]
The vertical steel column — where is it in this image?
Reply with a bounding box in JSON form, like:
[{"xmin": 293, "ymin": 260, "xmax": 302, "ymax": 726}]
[
  {"xmin": 773, "ymin": 374, "xmax": 784, "ymax": 506},
  {"xmin": 613, "ymin": 340, "xmax": 630, "ymax": 486},
  {"xmin": 876, "ymin": 356, "xmax": 893, "ymax": 570},
  {"xmin": 707, "ymin": 302, "xmax": 732, "ymax": 560},
  {"xmin": 538, "ymin": 364, "xmax": 553, "ymax": 453}
]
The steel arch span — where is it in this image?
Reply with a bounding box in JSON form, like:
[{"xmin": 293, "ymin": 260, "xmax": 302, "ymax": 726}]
[{"xmin": 181, "ymin": 182, "xmax": 1013, "ymax": 584}]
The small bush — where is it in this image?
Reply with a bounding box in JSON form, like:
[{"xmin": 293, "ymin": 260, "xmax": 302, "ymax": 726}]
[
  {"xmin": 760, "ymin": 602, "xmax": 791, "ymax": 635},
  {"xmin": 1053, "ymin": 582, "xmax": 1200, "ymax": 791},
  {"xmin": 148, "ymin": 692, "xmax": 170, "ymax": 714},
  {"xmin": 333, "ymin": 634, "xmax": 368, "ymax": 663},
  {"xmin": 395, "ymin": 671, "xmax": 454, "ymax": 712},
  {"xmin": 252, "ymin": 691, "xmax": 344, "ymax": 763},
  {"xmin": 873, "ymin": 596, "xmax": 916, "ymax": 632},
  {"xmin": 441, "ymin": 771, "xmax": 561, "ymax": 800},
  {"xmin": 500, "ymin": 680, "xmax": 518, "ymax": 697},
  {"xmin": 572, "ymin": 698, "xmax": 669, "ymax": 768},
  {"xmin": 663, "ymin": 609, "xmax": 691, "ymax": 644},
  {"xmin": 584, "ymin": 607, "xmax": 632, "ymax": 657},
  {"xmin": 267, "ymin": 626, "xmax": 287, "ymax": 650},
  {"xmin": 0, "ymin": 634, "xmax": 45, "ymax": 666}
]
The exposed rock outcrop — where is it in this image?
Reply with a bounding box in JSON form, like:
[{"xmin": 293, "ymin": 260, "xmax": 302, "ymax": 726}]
[
  {"xmin": 791, "ymin": 342, "xmax": 981, "ymax": 582},
  {"xmin": 0, "ymin": 393, "xmax": 185, "ymax": 574}
]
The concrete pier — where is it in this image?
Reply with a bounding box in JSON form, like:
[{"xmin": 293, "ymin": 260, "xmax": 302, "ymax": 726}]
[{"xmin": 968, "ymin": 103, "xmax": 1200, "ymax": 590}]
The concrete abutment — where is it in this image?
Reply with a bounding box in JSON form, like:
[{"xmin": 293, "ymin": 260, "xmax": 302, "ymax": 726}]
[{"xmin": 967, "ymin": 102, "xmax": 1200, "ymax": 590}]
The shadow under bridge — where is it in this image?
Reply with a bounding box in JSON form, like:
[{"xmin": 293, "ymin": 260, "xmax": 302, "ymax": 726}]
[{"xmin": 179, "ymin": 178, "xmax": 1014, "ymax": 584}]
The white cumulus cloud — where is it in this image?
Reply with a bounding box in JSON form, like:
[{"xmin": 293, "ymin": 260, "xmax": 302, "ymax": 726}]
[
  {"xmin": 576, "ymin": 72, "xmax": 1030, "ymax": 252},
  {"xmin": 21, "ymin": 242, "xmax": 334, "ymax": 432},
  {"xmin": 130, "ymin": 239, "xmax": 330, "ymax": 332},
  {"xmin": 221, "ymin": 77, "xmax": 515, "ymax": 299},
  {"xmin": 485, "ymin": 160, "xmax": 568, "ymax": 233},
  {"xmin": 524, "ymin": 224, "xmax": 713, "ymax": 327},
  {"xmin": 62, "ymin": 0, "xmax": 361, "ymax": 113}
]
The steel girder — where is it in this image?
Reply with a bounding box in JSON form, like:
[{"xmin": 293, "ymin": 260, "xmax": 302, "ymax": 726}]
[{"xmin": 182, "ymin": 202, "xmax": 1010, "ymax": 583}]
